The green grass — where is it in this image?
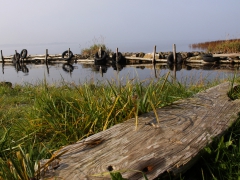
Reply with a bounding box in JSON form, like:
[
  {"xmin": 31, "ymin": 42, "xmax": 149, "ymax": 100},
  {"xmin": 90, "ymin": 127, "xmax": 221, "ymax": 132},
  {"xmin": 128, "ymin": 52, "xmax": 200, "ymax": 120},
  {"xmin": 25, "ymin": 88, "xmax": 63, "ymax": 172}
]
[{"xmin": 0, "ymin": 74, "xmax": 235, "ymax": 180}]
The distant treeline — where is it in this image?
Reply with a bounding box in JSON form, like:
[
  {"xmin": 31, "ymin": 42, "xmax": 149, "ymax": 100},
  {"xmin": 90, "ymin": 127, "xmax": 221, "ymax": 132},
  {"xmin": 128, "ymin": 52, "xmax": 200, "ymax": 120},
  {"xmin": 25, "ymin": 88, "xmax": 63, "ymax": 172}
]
[{"xmin": 190, "ymin": 39, "xmax": 240, "ymax": 53}]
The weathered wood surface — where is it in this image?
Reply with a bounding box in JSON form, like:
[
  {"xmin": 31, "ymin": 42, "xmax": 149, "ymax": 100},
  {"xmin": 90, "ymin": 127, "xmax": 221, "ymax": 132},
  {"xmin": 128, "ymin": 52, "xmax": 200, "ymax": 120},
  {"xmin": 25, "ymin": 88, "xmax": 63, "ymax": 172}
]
[
  {"xmin": 43, "ymin": 82, "xmax": 240, "ymax": 180},
  {"xmin": 125, "ymin": 56, "xmax": 167, "ymax": 62}
]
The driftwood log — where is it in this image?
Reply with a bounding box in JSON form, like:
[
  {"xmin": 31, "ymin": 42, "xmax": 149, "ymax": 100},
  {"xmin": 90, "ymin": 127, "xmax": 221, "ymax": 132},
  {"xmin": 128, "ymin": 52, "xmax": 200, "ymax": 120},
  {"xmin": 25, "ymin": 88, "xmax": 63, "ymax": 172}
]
[{"xmin": 43, "ymin": 82, "xmax": 240, "ymax": 179}]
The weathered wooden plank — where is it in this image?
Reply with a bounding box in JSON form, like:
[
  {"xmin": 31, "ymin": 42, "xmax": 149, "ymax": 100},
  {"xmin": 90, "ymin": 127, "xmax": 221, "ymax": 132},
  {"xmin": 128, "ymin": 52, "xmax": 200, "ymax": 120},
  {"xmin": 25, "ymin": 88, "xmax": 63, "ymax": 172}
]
[
  {"xmin": 125, "ymin": 56, "xmax": 167, "ymax": 62},
  {"xmin": 41, "ymin": 82, "xmax": 240, "ymax": 180}
]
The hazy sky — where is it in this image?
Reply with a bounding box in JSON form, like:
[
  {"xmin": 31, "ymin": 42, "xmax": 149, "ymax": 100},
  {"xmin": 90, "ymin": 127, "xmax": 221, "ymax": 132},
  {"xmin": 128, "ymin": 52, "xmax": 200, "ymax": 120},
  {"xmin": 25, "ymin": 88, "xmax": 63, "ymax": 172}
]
[{"xmin": 0, "ymin": 0, "xmax": 240, "ymax": 55}]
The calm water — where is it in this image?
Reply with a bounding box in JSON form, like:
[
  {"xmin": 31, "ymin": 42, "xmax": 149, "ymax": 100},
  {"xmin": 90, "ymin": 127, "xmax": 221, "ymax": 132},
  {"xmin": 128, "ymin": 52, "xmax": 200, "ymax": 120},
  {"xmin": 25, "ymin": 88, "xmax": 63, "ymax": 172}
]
[
  {"xmin": 0, "ymin": 42, "xmax": 239, "ymax": 86},
  {"xmin": 1, "ymin": 61, "xmax": 239, "ymax": 86}
]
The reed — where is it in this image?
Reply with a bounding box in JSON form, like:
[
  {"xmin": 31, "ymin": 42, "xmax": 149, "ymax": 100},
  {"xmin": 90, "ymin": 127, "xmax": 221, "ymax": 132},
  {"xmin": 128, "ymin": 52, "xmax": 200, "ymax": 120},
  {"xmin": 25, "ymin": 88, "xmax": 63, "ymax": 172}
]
[
  {"xmin": 190, "ymin": 38, "xmax": 240, "ymax": 53},
  {"xmin": 80, "ymin": 36, "xmax": 112, "ymax": 57}
]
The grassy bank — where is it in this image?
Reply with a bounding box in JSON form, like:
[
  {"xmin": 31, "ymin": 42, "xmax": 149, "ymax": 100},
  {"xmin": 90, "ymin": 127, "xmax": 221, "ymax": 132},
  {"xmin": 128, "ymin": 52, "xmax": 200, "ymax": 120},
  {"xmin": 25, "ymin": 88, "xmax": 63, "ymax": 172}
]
[{"xmin": 0, "ymin": 74, "xmax": 238, "ymax": 179}]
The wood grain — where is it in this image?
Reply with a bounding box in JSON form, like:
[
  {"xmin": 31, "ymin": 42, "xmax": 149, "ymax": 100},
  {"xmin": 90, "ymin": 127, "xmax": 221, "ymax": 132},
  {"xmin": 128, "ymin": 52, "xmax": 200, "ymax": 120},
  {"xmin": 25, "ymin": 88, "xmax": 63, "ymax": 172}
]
[{"xmin": 43, "ymin": 82, "xmax": 240, "ymax": 180}]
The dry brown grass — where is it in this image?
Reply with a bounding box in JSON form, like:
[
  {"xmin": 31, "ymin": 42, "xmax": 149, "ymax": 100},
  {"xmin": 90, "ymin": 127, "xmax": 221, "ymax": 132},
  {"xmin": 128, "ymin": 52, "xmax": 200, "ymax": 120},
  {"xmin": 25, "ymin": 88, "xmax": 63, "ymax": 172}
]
[{"xmin": 190, "ymin": 39, "xmax": 240, "ymax": 53}]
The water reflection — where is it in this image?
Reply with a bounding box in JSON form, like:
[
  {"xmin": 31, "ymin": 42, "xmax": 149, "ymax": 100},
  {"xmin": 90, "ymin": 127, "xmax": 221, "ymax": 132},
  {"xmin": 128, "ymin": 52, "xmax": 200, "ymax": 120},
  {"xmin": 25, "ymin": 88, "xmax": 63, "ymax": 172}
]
[
  {"xmin": 76, "ymin": 61, "xmax": 125, "ymax": 77},
  {"xmin": 3, "ymin": 61, "xmax": 240, "ymax": 75},
  {"xmin": 0, "ymin": 60, "xmax": 239, "ymax": 85},
  {"xmin": 167, "ymin": 63, "xmax": 182, "ymax": 71},
  {"xmin": 2, "ymin": 63, "xmax": 4, "ymax": 74},
  {"xmin": 111, "ymin": 61, "xmax": 125, "ymax": 71},
  {"xmin": 12, "ymin": 60, "xmax": 29, "ymax": 74},
  {"xmin": 62, "ymin": 63, "xmax": 74, "ymax": 73},
  {"xmin": 185, "ymin": 65, "xmax": 192, "ymax": 71},
  {"xmin": 202, "ymin": 64, "xmax": 220, "ymax": 70}
]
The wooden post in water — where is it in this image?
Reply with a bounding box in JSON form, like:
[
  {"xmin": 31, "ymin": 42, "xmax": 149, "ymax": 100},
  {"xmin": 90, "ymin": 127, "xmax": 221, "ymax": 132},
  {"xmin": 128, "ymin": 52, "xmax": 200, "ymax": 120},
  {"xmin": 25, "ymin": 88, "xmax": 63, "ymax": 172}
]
[
  {"xmin": 98, "ymin": 47, "xmax": 102, "ymax": 58},
  {"xmin": 116, "ymin": 48, "xmax": 118, "ymax": 62},
  {"xmin": 15, "ymin": 50, "xmax": 19, "ymax": 62},
  {"xmin": 45, "ymin": 49, "xmax": 49, "ymax": 74},
  {"xmin": 173, "ymin": 44, "xmax": 176, "ymax": 63},
  {"xmin": 1, "ymin": 50, "xmax": 4, "ymax": 74},
  {"xmin": 45, "ymin": 49, "xmax": 48, "ymax": 63},
  {"xmin": 116, "ymin": 48, "xmax": 119, "ymax": 73},
  {"xmin": 173, "ymin": 44, "xmax": 177, "ymax": 63},
  {"xmin": 152, "ymin": 45, "xmax": 156, "ymax": 63},
  {"xmin": 0, "ymin": 50, "xmax": 4, "ymax": 63}
]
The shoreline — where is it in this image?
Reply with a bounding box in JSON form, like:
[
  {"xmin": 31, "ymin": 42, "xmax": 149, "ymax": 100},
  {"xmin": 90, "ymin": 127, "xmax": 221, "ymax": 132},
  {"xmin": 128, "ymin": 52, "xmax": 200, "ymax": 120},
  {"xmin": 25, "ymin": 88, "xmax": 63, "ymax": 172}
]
[{"xmin": 1, "ymin": 51, "xmax": 240, "ymax": 65}]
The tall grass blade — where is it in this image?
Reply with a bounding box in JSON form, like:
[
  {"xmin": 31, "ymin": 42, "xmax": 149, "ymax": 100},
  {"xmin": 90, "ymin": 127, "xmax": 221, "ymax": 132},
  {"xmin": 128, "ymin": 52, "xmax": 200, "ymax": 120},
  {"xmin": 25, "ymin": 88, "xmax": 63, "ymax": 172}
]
[
  {"xmin": 103, "ymin": 96, "xmax": 120, "ymax": 131},
  {"xmin": 148, "ymin": 100, "xmax": 160, "ymax": 125}
]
